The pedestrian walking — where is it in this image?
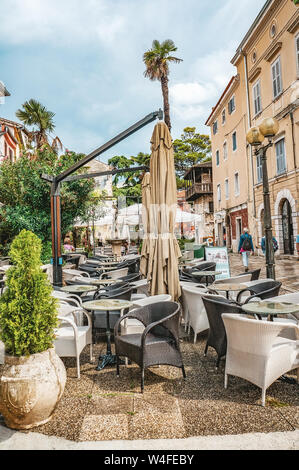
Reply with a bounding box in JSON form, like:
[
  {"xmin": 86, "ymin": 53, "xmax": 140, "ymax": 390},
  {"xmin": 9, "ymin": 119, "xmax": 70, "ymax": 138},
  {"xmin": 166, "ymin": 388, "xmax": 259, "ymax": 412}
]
[{"xmin": 238, "ymin": 228, "xmax": 254, "ymax": 272}]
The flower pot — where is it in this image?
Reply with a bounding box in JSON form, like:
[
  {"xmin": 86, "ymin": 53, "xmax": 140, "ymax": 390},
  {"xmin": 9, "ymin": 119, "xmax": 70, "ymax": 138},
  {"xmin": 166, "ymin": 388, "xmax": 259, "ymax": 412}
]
[{"xmin": 0, "ymin": 348, "xmax": 66, "ymax": 430}]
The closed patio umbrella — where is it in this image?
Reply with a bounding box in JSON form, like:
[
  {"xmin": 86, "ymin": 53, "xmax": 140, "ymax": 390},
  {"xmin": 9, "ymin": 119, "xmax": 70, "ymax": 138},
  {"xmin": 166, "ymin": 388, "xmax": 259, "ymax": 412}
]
[
  {"xmin": 143, "ymin": 121, "xmax": 181, "ymax": 300},
  {"xmin": 140, "ymin": 172, "xmax": 151, "ymax": 277}
]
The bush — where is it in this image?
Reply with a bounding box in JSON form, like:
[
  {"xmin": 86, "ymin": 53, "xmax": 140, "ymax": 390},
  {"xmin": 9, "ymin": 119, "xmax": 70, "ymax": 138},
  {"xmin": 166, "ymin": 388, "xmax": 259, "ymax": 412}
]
[{"xmin": 0, "ymin": 230, "xmax": 58, "ymax": 357}]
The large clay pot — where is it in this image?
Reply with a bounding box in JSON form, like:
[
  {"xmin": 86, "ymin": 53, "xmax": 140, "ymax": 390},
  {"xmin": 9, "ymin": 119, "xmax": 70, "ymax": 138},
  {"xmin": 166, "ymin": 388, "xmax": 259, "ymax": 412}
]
[{"xmin": 0, "ymin": 348, "xmax": 66, "ymax": 430}]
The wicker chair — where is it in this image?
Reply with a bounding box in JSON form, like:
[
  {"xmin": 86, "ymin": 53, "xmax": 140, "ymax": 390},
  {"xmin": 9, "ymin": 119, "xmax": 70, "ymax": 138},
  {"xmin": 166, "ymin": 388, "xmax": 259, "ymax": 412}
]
[
  {"xmin": 236, "ymin": 268, "xmax": 261, "ymax": 281},
  {"xmin": 183, "ymin": 261, "xmax": 216, "ymax": 275},
  {"xmin": 236, "ymin": 280, "xmax": 282, "ymax": 305},
  {"xmin": 181, "ymin": 285, "xmax": 210, "ymax": 343},
  {"xmin": 202, "ymin": 295, "xmax": 243, "ymax": 368},
  {"xmin": 119, "ymin": 273, "xmax": 141, "ymax": 283},
  {"xmin": 222, "ymin": 314, "xmax": 299, "ymax": 406},
  {"xmin": 114, "ymin": 302, "xmax": 186, "ymax": 392}
]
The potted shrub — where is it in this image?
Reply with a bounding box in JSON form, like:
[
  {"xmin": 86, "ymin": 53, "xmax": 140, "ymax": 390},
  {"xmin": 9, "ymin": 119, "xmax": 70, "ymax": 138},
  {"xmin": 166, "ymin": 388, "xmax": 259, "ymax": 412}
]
[{"xmin": 0, "ymin": 230, "xmax": 66, "ymax": 430}]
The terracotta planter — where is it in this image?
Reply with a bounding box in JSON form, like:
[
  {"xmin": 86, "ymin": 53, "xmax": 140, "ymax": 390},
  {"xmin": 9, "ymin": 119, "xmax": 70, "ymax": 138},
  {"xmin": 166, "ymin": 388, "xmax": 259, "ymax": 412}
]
[{"xmin": 0, "ymin": 348, "xmax": 66, "ymax": 430}]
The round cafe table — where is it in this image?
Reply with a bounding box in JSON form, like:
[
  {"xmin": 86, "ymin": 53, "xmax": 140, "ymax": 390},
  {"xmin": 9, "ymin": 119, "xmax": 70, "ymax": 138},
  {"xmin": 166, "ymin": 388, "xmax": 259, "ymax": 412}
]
[
  {"xmin": 83, "ymin": 299, "xmax": 133, "ymax": 371},
  {"xmin": 191, "ymin": 271, "xmax": 223, "ymax": 286},
  {"xmin": 60, "ymin": 285, "xmax": 97, "ymax": 296},
  {"xmin": 242, "ymin": 300, "xmax": 299, "ymax": 322},
  {"xmin": 210, "ymin": 282, "xmax": 248, "ymax": 300},
  {"xmin": 76, "ymin": 278, "xmax": 117, "ymax": 287}
]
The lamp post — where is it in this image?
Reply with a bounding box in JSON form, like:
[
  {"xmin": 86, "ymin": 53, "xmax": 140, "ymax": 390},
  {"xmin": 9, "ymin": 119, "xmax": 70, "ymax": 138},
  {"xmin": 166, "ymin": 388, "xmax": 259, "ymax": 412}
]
[{"xmin": 246, "ymin": 117, "xmax": 279, "ymax": 280}]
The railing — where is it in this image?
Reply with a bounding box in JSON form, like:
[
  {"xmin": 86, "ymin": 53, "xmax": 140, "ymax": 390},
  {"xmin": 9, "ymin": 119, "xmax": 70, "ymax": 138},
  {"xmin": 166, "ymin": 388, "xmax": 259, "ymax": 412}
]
[{"xmin": 186, "ymin": 183, "xmax": 213, "ymax": 200}]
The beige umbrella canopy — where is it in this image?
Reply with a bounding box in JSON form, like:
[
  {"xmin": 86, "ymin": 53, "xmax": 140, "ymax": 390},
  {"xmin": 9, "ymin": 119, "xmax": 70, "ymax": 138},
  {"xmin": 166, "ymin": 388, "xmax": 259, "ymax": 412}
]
[
  {"xmin": 141, "ymin": 121, "xmax": 181, "ymax": 300},
  {"xmin": 140, "ymin": 172, "xmax": 151, "ymax": 277}
]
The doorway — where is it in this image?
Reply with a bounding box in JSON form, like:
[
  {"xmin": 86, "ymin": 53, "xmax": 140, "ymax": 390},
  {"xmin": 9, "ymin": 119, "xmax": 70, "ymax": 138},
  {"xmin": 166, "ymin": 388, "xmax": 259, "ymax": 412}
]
[{"xmin": 281, "ymin": 199, "xmax": 294, "ymax": 255}]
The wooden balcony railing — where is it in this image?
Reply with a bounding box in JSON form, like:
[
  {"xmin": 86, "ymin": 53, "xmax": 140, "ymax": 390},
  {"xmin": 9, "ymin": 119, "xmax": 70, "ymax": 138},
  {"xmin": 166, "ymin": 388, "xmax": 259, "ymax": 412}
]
[{"xmin": 186, "ymin": 182, "xmax": 213, "ymax": 201}]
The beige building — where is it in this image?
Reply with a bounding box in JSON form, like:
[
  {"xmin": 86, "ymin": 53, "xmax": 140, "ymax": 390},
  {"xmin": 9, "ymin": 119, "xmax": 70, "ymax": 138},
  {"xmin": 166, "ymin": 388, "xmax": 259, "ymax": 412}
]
[{"xmin": 206, "ymin": 0, "xmax": 299, "ymax": 256}]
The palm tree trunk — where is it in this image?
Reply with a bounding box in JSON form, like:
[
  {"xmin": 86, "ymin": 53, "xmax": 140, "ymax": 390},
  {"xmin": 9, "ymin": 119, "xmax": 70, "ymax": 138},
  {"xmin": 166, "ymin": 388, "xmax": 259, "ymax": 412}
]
[{"xmin": 161, "ymin": 75, "xmax": 171, "ymax": 132}]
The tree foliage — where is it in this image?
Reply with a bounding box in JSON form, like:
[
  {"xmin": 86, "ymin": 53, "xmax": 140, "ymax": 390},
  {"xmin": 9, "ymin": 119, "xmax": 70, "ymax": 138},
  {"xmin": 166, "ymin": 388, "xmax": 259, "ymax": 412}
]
[
  {"xmin": 173, "ymin": 127, "xmax": 211, "ymax": 180},
  {"xmin": 16, "ymin": 99, "xmax": 60, "ymax": 150},
  {"xmin": 0, "ymin": 230, "xmax": 59, "ymax": 357},
  {"xmin": 143, "ymin": 39, "xmax": 182, "ymax": 131},
  {"xmin": 0, "ymin": 146, "xmax": 95, "ymax": 254}
]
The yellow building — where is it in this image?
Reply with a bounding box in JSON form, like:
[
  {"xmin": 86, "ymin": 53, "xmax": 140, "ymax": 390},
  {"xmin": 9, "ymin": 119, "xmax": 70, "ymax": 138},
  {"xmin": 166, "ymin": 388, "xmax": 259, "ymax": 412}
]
[{"xmin": 207, "ymin": 0, "xmax": 299, "ymax": 256}]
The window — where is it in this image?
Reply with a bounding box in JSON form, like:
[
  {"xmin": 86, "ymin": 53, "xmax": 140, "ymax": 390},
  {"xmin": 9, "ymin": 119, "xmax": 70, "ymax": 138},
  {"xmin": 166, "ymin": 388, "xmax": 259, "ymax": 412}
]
[
  {"xmin": 223, "ymin": 141, "xmax": 228, "ymax": 161},
  {"xmin": 9, "ymin": 148, "xmax": 13, "ymax": 162},
  {"xmin": 275, "ymin": 138, "xmax": 286, "ymax": 175},
  {"xmin": 232, "ymin": 132, "xmax": 237, "ymax": 151},
  {"xmin": 253, "ymin": 80, "xmax": 262, "ymax": 116},
  {"xmin": 225, "ymin": 179, "xmax": 229, "ymax": 199},
  {"xmin": 213, "ymin": 120, "xmax": 218, "ymax": 135},
  {"xmin": 222, "ymin": 109, "xmax": 226, "ymax": 125},
  {"xmin": 208, "ymin": 201, "xmax": 214, "ymax": 213},
  {"xmin": 216, "ymin": 150, "xmax": 220, "ymax": 166},
  {"xmin": 296, "ymin": 34, "xmax": 299, "ymax": 75},
  {"xmin": 272, "ymin": 57, "xmax": 282, "ymax": 99},
  {"xmin": 217, "ymin": 184, "xmax": 221, "ymax": 202},
  {"xmin": 234, "ymin": 172, "xmax": 240, "ymax": 196},
  {"xmin": 257, "ymin": 154, "xmax": 263, "ymax": 183},
  {"xmin": 228, "ymin": 95, "xmax": 235, "ymax": 114}
]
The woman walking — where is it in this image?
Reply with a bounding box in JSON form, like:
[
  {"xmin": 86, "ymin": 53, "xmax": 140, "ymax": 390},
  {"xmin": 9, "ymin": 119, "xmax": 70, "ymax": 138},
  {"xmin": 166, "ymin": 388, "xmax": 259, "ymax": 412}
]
[{"xmin": 238, "ymin": 228, "xmax": 254, "ymax": 272}]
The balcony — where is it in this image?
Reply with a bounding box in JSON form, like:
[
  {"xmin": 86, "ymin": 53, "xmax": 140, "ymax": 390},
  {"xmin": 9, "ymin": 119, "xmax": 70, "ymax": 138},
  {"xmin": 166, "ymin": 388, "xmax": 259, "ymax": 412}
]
[{"xmin": 186, "ymin": 182, "xmax": 213, "ymax": 201}]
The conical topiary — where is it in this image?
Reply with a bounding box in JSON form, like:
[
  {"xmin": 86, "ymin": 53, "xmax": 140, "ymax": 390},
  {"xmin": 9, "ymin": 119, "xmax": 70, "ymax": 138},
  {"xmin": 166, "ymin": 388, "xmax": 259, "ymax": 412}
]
[{"xmin": 0, "ymin": 230, "xmax": 58, "ymax": 357}]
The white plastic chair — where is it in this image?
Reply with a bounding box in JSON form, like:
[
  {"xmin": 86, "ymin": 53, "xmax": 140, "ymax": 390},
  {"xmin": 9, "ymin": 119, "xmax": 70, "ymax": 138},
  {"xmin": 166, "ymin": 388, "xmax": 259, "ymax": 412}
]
[
  {"xmin": 181, "ymin": 285, "xmax": 210, "ymax": 343},
  {"xmin": 222, "ymin": 314, "xmax": 299, "ymax": 406},
  {"xmin": 54, "ymin": 308, "xmax": 93, "ymax": 379}
]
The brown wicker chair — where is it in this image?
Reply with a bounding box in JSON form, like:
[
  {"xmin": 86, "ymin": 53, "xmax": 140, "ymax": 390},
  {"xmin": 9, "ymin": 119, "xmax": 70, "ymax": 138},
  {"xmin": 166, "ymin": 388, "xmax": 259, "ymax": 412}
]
[{"xmin": 114, "ymin": 301, "xmax": 186, "ymax": 392}]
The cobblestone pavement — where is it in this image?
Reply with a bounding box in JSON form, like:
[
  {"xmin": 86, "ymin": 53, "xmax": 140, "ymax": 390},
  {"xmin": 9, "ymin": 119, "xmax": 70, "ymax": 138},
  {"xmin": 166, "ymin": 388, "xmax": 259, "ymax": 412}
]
[
  {"xmin": 0, "ymin": 254, "xmax": 298, "ymax": 443},
  {"xmin": 229, "ymin": 252, "xmax": 299, "ymax": 292}
]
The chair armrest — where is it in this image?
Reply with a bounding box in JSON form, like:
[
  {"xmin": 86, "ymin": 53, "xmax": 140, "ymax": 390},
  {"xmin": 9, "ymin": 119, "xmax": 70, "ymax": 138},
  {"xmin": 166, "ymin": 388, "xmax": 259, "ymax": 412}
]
[
  {"xmin": 242, "ymin": 293, "xmax": 264, "ymax": 305},
  {"xmin": 236, "ymin": 288, "xmax": 255, "ymax": 304},
  {"xmin": 57, "ymin": 315, "xmax": 79, "ymax": 343}
]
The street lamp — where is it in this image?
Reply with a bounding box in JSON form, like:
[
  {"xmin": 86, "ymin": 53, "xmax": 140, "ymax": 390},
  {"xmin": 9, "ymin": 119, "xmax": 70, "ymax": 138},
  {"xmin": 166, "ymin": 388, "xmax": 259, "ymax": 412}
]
[{"xmin": 246, "ymin": 117, "xmax": 279, "ymax": 280}]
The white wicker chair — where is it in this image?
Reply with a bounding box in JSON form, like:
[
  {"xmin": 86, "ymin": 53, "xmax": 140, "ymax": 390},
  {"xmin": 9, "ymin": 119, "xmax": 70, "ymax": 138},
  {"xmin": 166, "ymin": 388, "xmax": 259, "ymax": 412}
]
[
  {"xmin": 222, "ymin": 314, "xmax": 299, "ymax": 406},
  {"xmin": 181, "ymin": 285, "xmax": 210, "ymax": 343},
  {"xmin": 179, "ymin": 281, "xmax": 206, "ymax": 332},
  {"xmin": 54, "ymin": 307, "xmax": 93, "ymax": 379}
]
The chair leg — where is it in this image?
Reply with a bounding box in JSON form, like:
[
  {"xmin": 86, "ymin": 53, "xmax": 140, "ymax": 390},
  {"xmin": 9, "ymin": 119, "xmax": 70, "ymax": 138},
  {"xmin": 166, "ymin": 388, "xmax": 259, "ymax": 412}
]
[
  {"xmin": 204, "ymin": 342, "xmax": 208, "ymax": 357},
  {"xmin": 116, "ymin": 355, "xmax": 120, "ymax": 377},
  {"xmin": 141, "ymin": 367, "xmax": 145, "ymax": 393},
  {"xmin": 224, "ymin": 373, "xmax": 228, "ymax": 389},
  {"xmin": 216, "ymin": 355, "xmax": 221, "ymax": 369},
  {"xmin": 76, "ymin": 356, "xmax": 81, "ymax": 379},
  {"xmin": 261, "ymin": 388, "xmax": 266, "ymax": 407},
  {"xmin": 297, "ymin": 367, "xmax": 299, "ymax": 384},
  {"xmin": 194, "ymin": 332, "xmax": 197, "ymax": 344},
  {"xmin": 89, "ymin": 343, "xmax": 94, "ymax": 362},
  {"xmin": 181, "ymin": 365, "xmax": 186, "ymax": 379}
]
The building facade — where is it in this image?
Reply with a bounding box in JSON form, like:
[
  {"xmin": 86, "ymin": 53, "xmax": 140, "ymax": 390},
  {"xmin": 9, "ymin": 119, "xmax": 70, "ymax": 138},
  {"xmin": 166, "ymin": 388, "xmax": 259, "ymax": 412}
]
[
  {"xmin": 0, "ymin": 117, "xmax": 29, "ymax": 163},
  {"xmin": 184, "ymin": 162, "xmax": 214, "ymax": 244},
  {"xmin": 207, "ymin": 0, "xmax": 299, "ymax": 255}
]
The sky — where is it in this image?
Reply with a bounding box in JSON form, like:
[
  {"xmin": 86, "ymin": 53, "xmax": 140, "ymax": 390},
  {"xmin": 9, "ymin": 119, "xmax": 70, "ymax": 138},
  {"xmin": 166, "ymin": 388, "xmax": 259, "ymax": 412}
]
[{"xmin": 0, "ymin": 0, "xmax": 266, "ymax": 163}]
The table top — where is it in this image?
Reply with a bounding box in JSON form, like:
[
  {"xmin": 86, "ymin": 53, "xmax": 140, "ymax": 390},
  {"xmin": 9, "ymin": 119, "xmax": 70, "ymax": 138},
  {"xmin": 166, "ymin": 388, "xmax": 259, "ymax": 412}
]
[
  {"xmin": 211, "ymin": 282, "xmax": 248, "ymax": 292},
  {"xmin": 79, "ymin": 278, "xmax": 117, "ymax": 286},
  {"xmin": 98, "ymin": 261, "xmax": 120, "ymax": 266},
  {"xmin": 192, "ymin": 271, "xmax": 222, "ymax": 276},
  {"xmin": 60, "ymin": 285, "xmax": 97, "ymax": 294},
  {"xmin": 242, "ymin": 301, "xmax": 299, "ymax": 316},
  {"xmin": 82, "ymin": 299, "xmax": 133, "ymax": 311}
]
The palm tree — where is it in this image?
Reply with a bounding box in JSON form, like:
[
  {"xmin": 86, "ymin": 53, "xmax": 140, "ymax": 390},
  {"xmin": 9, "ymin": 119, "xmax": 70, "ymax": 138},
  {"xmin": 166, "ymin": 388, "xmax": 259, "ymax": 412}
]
[
  {"xmin": 143, "ymin": 39, "xmax": 182, "ymax": 132},
  {"xmin": 16, "ymin": 99, "xmax": 56, "ymax": 149}
]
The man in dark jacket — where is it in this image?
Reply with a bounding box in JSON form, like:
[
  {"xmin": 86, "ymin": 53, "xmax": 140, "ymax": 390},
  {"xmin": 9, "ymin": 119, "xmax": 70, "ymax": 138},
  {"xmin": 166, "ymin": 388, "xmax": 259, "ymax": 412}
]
[{"xmin": 238, "ymin": 228, "xmax": 254, "ymax": 272}]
